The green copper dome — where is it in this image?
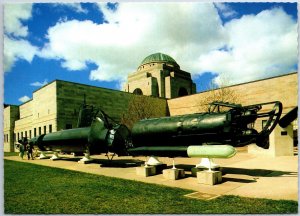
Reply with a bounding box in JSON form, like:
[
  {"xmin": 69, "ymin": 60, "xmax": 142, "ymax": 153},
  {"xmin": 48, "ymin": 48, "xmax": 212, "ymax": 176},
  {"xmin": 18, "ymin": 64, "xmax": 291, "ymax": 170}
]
[{"xmin": 140, "ymin": 53, "xmax": 178, "ymax": 66}]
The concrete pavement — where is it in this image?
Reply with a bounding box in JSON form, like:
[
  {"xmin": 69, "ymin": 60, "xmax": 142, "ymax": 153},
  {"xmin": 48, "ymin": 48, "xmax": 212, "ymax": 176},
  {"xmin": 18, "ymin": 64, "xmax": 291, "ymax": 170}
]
[{"xmin": 4, "ymin": 147, "xmax": 298, "ymax": 201}]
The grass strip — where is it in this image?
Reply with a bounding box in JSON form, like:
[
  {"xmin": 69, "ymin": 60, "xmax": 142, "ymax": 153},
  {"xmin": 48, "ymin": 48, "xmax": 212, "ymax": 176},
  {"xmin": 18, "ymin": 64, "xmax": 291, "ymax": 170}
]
[
  {"xmin": 4, "ymin": 159, "xmax": 298, "ymax": 214},
  {"xmin": 4, "ymin": 152, "xmax": 19, "ymax": 157}
]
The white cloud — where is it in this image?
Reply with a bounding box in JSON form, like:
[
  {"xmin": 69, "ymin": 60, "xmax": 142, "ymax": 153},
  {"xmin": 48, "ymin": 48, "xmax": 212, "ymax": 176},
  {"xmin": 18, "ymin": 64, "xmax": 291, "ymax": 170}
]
[
  {"xmin": 4, "ymin": 36, "xmax": 38, "ymax": 72},
  {"xmin": 40, "ymin": 3, "xmax": 226, "ymax": 82},
  {"xmin": 198, "ymin": 7, "xmax": 297, "ymax": 85},
  {"xmin": 4, "ymin": 3, "xmax": 38, "ymax": 72},
  {"xmin": 65, "ymin": 3, "xmax": 88, "ymax": 14},
  {"xmin": 39, "ymin": 3, "xmax": 297, "ymax": 86},
  {"xmin": 30, "ymin": 79, "xmax": 48, "ymax": 87},
  {"xmin": 214, "ymin": 3, "xmax": 238, "ymax": 19},
  {"xmin": 4, "ymin": 4, "xmax": 32, "ymax": 37},
  {"xmin": 53, "ymin": 3, "xmax": 88, "ymax": 14},
  {"xmin": 18, "ymin": 95, "xmax": 30, "ymax": 103}
]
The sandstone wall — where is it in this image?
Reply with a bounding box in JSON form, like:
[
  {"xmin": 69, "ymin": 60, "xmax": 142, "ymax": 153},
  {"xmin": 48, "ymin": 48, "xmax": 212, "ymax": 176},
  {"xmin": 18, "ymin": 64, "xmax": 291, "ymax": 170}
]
[
  {"xmin": 167, "ymin": 73, "xmax": 298, "ymax": 134},
  {"xmin": 56, "ymin": 80, "xmax": 168, "ymax": 130},
  {"xmin": 167, "ymin": 73, "xmax": 297, "ymax": 116},
  {"xmin": 31, "ymin": 81, "xmax": 57, "ymax": 134},
  {"xmin": 15, "ymin": 100, "xmax": 33, "ymax": 138},
  {"xmin": 12, "ymin": 82, "xmax": 57, "ymax": 151},
  {"xmin": 4, "ymin": 106, "xmax": 19, "ymax": 152}
]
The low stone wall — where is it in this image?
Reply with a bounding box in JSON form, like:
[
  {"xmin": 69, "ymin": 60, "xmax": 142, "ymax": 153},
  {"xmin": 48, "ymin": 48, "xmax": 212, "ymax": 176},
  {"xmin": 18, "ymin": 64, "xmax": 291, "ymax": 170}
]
[{"xmin": 167, "ymin": 73, "xmax": 297, "ymax": 116}]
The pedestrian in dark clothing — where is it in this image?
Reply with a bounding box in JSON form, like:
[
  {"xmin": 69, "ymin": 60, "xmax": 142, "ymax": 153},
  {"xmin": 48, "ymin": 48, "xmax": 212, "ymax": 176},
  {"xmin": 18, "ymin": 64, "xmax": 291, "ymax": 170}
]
[
  {"xmin": 19, "ymin": 144, "xmax": 25, "ymax": 159},
  {"xmin": 26, "ymin": 143, "xmax": 34, "ymax": 160}
]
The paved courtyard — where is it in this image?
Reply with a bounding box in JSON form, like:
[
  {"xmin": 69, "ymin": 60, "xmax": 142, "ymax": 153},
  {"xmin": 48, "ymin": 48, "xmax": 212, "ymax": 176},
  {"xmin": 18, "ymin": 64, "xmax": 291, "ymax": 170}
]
[{"xmin": 4, "ymin": 147, "xmax": 298, "ymax": 201}]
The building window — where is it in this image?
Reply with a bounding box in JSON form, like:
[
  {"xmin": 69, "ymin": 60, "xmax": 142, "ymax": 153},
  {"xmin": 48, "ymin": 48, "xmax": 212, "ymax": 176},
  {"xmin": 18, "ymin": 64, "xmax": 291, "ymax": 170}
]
[
  {"xmin": 44, "ymin": 126, "xmax": 46, "ymax": 134},
  {"xmin": 18, "ymin": 133, "xmax": 20, "ymax": 141},
  {"xmin": 29, "ymin": 130, "xmax": 32, "ymax": 139},
  {"xmin": 49, "ymin": 124, "xmax": 52, "ymax": 133},
  {"xmin": 34, "ymin": 128, "xmax": 36, "ymax": 137},
  {"xmin": 25, "ymin": 131, "xmax": 27, "ymax": 138},
  {"xmin": 39, "ymin": 127, "xmax": 41, "ymax": 135},
  {"xmin": 21, "ymin": 132, "xmax": 23, "ymax": 138},
  {"xmin": 66, "ymin": 124, "xmax": 72, "ymax": 129}
]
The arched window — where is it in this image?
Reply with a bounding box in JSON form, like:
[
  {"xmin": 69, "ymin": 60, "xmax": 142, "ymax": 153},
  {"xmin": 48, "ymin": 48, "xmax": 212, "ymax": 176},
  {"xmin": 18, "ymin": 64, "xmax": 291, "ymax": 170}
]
[
  {"xmin": 178, "ymin": 87, "xmax": 188, "ymax": 97},
  {"xmin": 133, "ymin": 88, "xmax": 143, "ymax": 95}
]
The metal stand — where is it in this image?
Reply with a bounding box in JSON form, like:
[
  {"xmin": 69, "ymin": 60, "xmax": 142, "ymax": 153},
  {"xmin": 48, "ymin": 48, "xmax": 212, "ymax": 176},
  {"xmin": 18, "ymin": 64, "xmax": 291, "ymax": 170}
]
[
  {"xmin": 144, "ymin": 156, "xmax": 148, "ymax": 167},
  {"xmin": 146, "ymin": 156, "xmax": 163, "ymax": 166},
  {"xmin": 78, "ymin": 152, "xmax": 93, "ymax": 164},
  {"xmin": 196, "ymin": 158, "xmax": 220, "ymax": 169},
  {"xmin": 163, "ymin": 158, "xmax": 185, "ymax": 180},
  {"xmin": 50, "ymin": 152, "xmax": 60, "ymax": 160},
  {"xmin": 38, "ymin": 151, "xmax": 48, "ymax": 159},
  {"xmin": 105, "ymin": 152, "xmax": 115, "ymax": 161},
  {"xmin": 208, "ymin": 158, "xmax": 212, "ymax": 172},
  {"xmin": 172, "ymin": 158, "xmax": 176, "ymax": 169}
]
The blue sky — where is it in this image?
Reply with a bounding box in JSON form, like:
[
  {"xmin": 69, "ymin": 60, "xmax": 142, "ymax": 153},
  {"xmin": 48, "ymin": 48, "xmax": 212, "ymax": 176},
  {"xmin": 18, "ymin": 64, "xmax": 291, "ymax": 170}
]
[{"xmin": 3, "ymin": 2, "xmax": 298, "ymax": 105}]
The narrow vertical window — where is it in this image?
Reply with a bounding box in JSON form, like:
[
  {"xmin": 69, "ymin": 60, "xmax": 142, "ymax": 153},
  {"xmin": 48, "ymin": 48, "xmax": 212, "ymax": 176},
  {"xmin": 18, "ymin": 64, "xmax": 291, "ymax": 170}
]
[{"xmin": 49, "ymin": 124, "xmax": 52, "ymax": 133}]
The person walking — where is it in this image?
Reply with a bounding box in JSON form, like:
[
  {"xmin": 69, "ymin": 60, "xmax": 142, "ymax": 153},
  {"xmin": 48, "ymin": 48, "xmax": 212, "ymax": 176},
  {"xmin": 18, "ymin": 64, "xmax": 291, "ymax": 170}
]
[
  {"xmin": 19, "ymin": 143, "xmax": 25, "ymax": 160},
  {"xmin": 26, "ymin": 143, "xmax": 34, "ymax": 160}
]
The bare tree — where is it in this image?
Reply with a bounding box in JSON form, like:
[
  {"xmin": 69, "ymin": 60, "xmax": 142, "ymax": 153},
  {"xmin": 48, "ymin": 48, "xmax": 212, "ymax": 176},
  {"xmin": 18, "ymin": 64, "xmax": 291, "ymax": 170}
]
[
  {"xmin": 121, "ymin": 94, "xmax": 167, "ymax": 129},
  {"xmin": 198, "ymin": 75, "xmax": 241, "ymax": 112}
]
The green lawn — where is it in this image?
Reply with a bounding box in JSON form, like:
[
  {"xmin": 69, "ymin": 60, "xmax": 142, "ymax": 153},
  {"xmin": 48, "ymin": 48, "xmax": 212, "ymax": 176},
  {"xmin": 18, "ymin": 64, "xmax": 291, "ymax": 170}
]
[
  {"xmin": 4, "ymin": 160, "xmax": 298, "ymax": 214},
  {"xmin": 4, "ymin": 152, "xmax": 19, "ymax": 157}
]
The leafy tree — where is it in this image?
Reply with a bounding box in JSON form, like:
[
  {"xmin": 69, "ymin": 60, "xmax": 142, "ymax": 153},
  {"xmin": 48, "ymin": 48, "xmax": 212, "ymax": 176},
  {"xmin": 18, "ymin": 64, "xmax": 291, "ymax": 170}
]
[{"xmin": 121, "ymin": 94, "xmax": 167, "ymax": 129}]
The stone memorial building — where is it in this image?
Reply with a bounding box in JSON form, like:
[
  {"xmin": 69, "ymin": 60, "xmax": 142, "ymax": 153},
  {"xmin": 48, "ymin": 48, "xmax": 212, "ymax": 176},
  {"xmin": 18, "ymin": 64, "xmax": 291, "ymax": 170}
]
[
  {"xmin": 124, "ymin": 53, "xmax": 196, "ymax": 98},
  {"xmin": 3, "ymin": 53, "xmax": 298, "ymax": 152}
]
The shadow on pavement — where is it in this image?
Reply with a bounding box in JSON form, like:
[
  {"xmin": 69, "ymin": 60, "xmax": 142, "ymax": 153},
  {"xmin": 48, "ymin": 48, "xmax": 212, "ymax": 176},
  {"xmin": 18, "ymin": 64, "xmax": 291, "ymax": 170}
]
[
  {"xmin": 45, "ymin": 157, "xmax": 145, "ymax": 167},
  {"xmin": 98, "ymin": 159, "xmax": 144, "ymax": 168},
  {"xmin": 221, "ymin": 167, "xmax": 297, "ymax": 177}
]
